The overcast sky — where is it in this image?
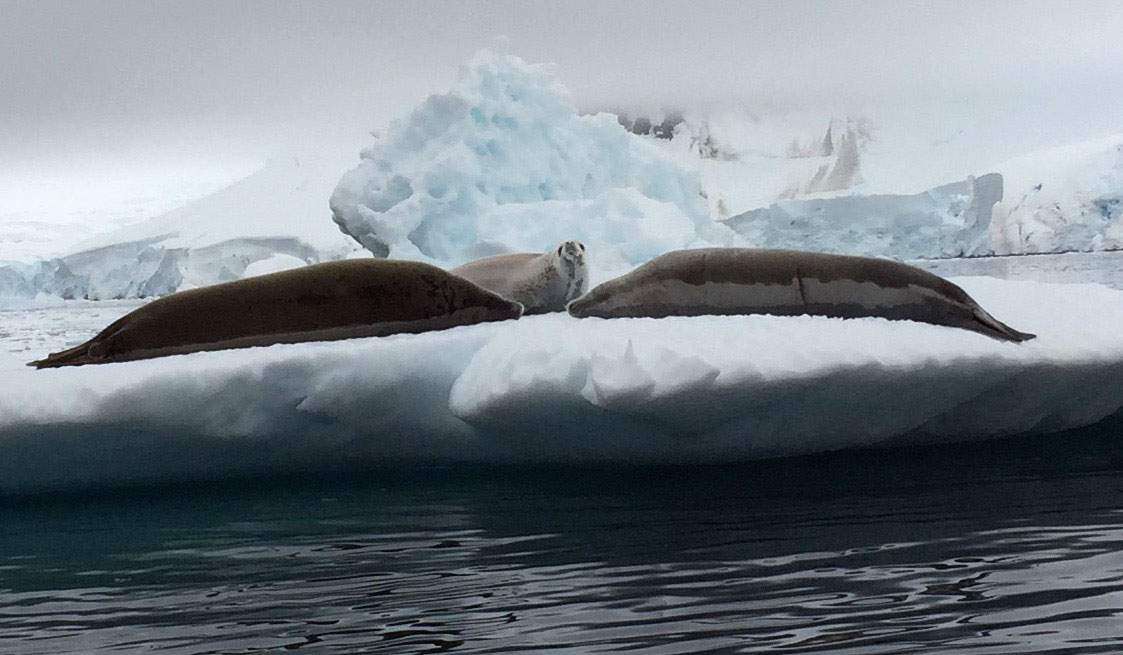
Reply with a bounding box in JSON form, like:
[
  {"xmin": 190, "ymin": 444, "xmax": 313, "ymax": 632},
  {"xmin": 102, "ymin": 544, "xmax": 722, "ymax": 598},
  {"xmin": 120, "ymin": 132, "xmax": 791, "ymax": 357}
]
[{"xmin": 3, "ymin": 0, "xmax": 1123, "ymax": 171}]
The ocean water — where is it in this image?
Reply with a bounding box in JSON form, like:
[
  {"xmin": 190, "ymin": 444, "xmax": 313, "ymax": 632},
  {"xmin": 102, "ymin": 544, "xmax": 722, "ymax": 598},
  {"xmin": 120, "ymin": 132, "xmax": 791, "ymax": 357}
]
[{"xmin": 3, "ymin": 430, "xmax": 1123, "ymax": 654}]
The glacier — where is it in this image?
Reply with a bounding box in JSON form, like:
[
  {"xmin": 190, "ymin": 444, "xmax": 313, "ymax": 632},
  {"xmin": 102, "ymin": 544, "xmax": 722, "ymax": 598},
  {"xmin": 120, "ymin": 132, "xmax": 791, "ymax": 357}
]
[
  {"xmin": 0, "ymin": 153, "xmax": 362, "ymax": 302},
  {"xmin": 3, "ymin": 276, "xmax": 1123, "ymax": 493}
]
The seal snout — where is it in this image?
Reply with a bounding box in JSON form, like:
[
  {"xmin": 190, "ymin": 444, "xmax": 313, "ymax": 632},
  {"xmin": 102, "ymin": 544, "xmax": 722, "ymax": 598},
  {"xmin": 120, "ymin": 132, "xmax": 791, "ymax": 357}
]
[
  {"xmin": 557, "ymin": 240, "xmax": 586, "ymax": 266},
  {"xmin": 566, "ymin": 283, "xmax": 605, "ymax": 317}
]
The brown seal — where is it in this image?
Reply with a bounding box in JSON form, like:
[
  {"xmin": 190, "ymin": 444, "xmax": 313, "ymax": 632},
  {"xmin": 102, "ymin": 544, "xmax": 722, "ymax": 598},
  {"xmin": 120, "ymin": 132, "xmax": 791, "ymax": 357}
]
[
  {"xmin": 31, "ymin": 259, "xmax": 524, "ymax": 368},
  {"xmin": 567, "ymin": 248, "xmax": 1034, "ymax": 342},
  {"xmin": 451, "ymin": 241, "xmax": 588, "ymax": 314}
]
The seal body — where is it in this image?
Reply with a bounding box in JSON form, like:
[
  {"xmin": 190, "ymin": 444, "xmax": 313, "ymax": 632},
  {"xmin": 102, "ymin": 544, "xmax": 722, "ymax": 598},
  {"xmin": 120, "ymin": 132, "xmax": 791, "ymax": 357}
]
[
  {"xmin": 451, "ymin": 241, "xmax": 588, "ymax": 314},
  {"xmin": 567, "ymin": 248, "xmax": 1035, "ymax": 342},
  {"xmin": 31, "ymin": 259, "xmax": 524, "ymax": 368}
]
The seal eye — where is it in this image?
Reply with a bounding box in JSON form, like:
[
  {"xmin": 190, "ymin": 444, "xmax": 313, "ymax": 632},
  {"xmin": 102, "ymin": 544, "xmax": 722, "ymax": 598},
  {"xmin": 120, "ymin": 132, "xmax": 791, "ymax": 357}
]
[{"xmin": 558, "ymin": 246, "xmax": 563, "ymax": 256}]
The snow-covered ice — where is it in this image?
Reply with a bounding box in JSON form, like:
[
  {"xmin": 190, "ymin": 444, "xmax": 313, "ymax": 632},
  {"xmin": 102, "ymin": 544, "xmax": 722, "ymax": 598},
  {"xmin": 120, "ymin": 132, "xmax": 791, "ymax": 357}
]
[{"xmin": 2, "ymin": 276, "xmax": 1123, "ymax": 492}]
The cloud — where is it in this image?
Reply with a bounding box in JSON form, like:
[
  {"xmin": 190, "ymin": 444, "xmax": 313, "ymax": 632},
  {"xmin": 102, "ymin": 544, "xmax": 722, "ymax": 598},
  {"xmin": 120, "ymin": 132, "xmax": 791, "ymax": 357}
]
[{"xmin": 2, "ymin": 0, "xmax": 1122, "ymax": 164}]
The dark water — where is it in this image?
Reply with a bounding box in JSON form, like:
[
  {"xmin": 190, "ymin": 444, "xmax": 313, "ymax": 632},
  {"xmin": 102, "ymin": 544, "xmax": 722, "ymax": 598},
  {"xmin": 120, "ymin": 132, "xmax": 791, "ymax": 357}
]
[{"xmin": 4, "ymin": 429, "xmax": 1123, "ymax": 654}]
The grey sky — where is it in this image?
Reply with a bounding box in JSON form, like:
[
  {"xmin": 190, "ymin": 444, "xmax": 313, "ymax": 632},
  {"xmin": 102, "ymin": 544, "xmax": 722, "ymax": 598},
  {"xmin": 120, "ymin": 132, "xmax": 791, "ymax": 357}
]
[{"xmin": 3, "ymin": 0, "xmax": 1123, "ymax": 166}]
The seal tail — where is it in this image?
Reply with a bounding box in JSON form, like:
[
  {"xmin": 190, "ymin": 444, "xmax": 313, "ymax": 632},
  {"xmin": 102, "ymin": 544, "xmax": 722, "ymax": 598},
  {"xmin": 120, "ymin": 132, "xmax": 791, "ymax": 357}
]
[{"xmin": 971, "ymin": 307, "xmax": 1036, "ymax": 343}]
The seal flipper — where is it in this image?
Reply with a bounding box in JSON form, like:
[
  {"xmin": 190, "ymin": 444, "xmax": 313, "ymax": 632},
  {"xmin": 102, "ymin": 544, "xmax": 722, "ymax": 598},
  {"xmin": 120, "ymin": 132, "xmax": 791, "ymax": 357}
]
[
  {"xmin": 970, "ymin": 307, "xmax": 1036, "ymax": 343},
  {"xmin": 29, "ymin": 312, "xmax": 133, "ymax": 368},
  {"xmin": 29, "ymin": 340, "xmax": 103, "ymax": 368}
]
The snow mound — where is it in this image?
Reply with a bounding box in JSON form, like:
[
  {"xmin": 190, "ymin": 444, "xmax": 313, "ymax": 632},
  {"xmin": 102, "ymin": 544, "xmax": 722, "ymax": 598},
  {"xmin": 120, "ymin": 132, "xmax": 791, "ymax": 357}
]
[
  {"xmin": 3, "ymin": 277, "xmax": 1123, "ymax": 492},
  {"xmin": 330, "ymin": 45, "xmax": 723, "ymax": 274}
]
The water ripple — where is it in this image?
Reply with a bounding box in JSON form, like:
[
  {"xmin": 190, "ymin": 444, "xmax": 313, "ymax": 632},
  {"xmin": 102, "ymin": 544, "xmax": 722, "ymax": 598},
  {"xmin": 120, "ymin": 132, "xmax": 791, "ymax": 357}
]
[{"xmin": 4, "ymin": 443, "xmax": 1123, "ymax": 653}]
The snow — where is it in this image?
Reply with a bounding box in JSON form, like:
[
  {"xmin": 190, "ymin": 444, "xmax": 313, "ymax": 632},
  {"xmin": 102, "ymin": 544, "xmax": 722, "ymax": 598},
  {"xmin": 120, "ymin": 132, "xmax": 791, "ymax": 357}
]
[
  {"xmin": 2, "ymin": 276, "xmax": 1123, "ymax": 493},
  {"xmin": 76, "ymin": 152, "xmax": 358, "ymax": 255},
  {"xmin": 242, "ymin": 254, "xmax": 308, "ymax": 278},
  {"xmin": 0, "ymin": 153, "xmax": 362, "ymax": 302},
  {"xmin": 329, "ymin": 45, "xmax": 724, "ymax": 276},
  {"xmin": 990, "ymin": 135, "xmax": 1123, "ymax": 254},
  {"xmin": 0, "ymin": 158, "xmax": 257, "ymax": 263}
]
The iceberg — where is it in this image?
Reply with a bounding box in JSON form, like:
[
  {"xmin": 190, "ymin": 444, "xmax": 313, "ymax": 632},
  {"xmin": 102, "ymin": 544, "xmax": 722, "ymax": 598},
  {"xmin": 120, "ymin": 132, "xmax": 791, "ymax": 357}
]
[
  {"xmin": 3, "ymin": 276, "xmax": 1123, "ymax": 493},
  {"xmin": 329, "ymin": 46, "xmax": 725, "ymax": 276},
  {"xmin": 991, "ymin": 135, "xmax": 1123, "ymax": 254},
  {"xmin": 721, "ymin": 175, "xmax": 1002, "ymax": 259}
]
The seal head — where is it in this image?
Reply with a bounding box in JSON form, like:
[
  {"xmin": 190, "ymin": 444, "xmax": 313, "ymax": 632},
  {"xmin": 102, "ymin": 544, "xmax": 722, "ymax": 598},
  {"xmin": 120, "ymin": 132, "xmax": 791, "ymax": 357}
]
[{"xmin": 451, "ymin": 240, "xmax": 588, "ymax": 314}]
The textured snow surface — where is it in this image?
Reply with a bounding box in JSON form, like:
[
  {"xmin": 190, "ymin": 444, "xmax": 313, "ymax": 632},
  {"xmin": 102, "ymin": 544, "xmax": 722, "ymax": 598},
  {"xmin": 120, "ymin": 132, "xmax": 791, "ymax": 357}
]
[
  {"xmin": 329, "ymin": 45, "xmax": 723, "ymax": 275},
  {"xmin": 3, "ymin": 277, "xmax": 1123, "ymax": 492}
]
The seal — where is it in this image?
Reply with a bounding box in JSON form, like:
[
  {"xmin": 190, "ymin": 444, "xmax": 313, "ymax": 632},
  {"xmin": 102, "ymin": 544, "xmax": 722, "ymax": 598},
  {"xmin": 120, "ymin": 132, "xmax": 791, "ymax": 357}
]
[
  {"xmin": 31, "ymin": 259, "xmax": 525, "ymax": 368},
  {"xmin": 451, "ymin": 240, "xmax": 589, "ymax": 314},
  {"xmin": 567, "ymin": 248, "xmax": 1035, "ymax": 342}
]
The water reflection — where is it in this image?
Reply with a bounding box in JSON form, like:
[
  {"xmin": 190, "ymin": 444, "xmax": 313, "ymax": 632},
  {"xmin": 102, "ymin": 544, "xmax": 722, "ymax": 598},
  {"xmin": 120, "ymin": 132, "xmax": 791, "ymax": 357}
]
[{"xmin": 2, "ymin": 428, "xmax": 1123, "ymax": 653}]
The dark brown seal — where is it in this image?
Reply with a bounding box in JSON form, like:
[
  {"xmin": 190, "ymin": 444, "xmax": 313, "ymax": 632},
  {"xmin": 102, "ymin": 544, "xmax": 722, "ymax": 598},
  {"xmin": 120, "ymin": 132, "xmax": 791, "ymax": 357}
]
[
  {"xmin": 567, "ymin": 248, "xmax": 1034, "ymax": 342},
  {"xmin": 31, "ymin": 259, "xmax": 524, "ymax": 368}
]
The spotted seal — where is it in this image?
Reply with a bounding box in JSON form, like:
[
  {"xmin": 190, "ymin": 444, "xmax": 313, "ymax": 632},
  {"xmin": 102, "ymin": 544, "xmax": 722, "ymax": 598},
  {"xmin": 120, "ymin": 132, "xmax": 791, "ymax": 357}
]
[{"xmin": 451, "ymin": 240, "xmax": 588, "ymax": 314}]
